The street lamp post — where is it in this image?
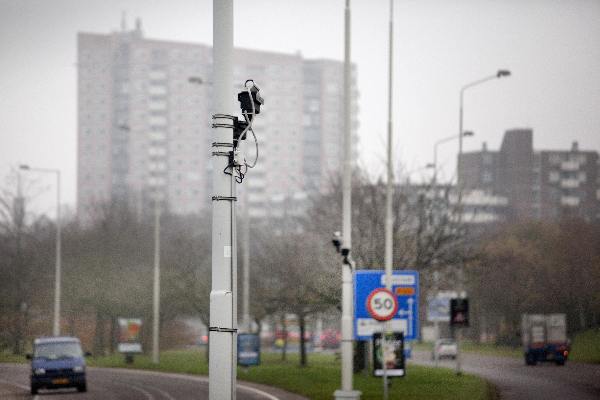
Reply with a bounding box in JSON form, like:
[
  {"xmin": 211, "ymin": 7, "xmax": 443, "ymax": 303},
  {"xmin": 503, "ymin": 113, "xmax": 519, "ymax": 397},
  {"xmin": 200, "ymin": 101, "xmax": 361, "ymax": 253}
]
[
  {"xmin": 19, "ymin": 165, "xmax": 61, "ymax": 336},
  {"xmin": 430, "ymin": 131, "xmax": 474, "ymax": 186},
  {"xmin": 383, "ymin": 1, "xmax": 395, "ymax": 398},
  {"xmin": 458, "ymin": 70, "xmax": 510, "ymax": 185},
  {"xmin": 455, "ymin": 69, "xmax": 510, "ymax": 375}
]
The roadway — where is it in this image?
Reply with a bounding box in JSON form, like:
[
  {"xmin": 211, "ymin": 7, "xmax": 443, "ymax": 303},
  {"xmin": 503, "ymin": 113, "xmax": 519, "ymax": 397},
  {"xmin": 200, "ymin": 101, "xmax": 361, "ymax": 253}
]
[
  {"xmin": 0, "ymin": 363, "xmax": 307, "ymax": 400},
  {"xmin": 411, "ymin": 350, "xmax": 600, "ymax": 400}
]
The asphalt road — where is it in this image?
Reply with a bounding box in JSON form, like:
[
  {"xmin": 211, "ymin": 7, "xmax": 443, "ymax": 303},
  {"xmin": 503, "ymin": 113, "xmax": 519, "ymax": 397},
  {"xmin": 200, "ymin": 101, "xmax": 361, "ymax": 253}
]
[
  {"xmin": 0, "ymin": 363, "xmax": 307, "ymax": 400},
  {"xmin": 411, "ymin": 350, "xmax": 600, "ymax": 400}
]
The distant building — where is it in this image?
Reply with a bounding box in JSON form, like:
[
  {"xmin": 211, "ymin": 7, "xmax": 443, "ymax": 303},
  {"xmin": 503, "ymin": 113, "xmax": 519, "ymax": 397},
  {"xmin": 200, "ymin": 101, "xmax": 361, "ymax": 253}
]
[
  {"xmin": 459, "ymin": 128, "xmax": 600, "ymax": 222},
  {"xmin": 77, "ymin": 21, "xmax": 357, "ymax": 219}
]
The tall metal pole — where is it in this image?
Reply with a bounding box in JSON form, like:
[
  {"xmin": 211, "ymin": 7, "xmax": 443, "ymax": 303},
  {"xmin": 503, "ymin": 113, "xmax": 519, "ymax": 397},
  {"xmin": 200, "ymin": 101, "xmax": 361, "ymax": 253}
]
[
  {"xmin": 334, "ymin": 2, "xmax": 360, "ymax": 400},
  {"xmin": 53, "ymin": 171, "xmax": 62, "ymax": 337},
  {"xmin": 383, "ymin": 0, "xmax": 394, "ymax": 398},
  {"xmin": 210, "ymin": 0, "xmax": 236, "ymax": 398},
  {"xmin": 384, "ymin": 0, "xmax": 394, "ymax": 285},
  {"xmin": 152, "ymin": 201, "xmax": 161, "ymax": 364},
  {"xmin": 455, "ymin": 71, "xmax": 510, "ymax": 375},
  {"xmin": 19, "ymin": 166, "xmax": 62, "ymax": 336},
  {"xmin": 242, "ymin": 198, "xmax": 250, "ymax": 333},
  {"xmin": 458, "ymin": 91, "xmax": 464, "ymax": 187}
]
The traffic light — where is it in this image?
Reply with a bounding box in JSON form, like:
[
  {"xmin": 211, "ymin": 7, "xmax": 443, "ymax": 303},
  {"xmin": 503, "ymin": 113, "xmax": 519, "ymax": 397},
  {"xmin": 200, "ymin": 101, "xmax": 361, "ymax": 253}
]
[{"xmin": 450, "ymin": 298, "xmax": 469, "ymax": 327}]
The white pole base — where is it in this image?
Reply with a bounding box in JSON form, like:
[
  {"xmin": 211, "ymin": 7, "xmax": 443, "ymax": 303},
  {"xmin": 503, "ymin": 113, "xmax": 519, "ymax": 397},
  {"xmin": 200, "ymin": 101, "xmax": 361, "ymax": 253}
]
[{"xmin": 334, "ymin": 390, "xmax": 361, "ymax": 400}]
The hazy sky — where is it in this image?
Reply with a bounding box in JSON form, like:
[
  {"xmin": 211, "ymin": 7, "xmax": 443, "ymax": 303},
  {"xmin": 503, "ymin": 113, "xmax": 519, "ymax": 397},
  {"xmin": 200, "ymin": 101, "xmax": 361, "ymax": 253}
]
[{"xmin": 1, "ymin": 0, "xmax": 599, "ymax": 215}]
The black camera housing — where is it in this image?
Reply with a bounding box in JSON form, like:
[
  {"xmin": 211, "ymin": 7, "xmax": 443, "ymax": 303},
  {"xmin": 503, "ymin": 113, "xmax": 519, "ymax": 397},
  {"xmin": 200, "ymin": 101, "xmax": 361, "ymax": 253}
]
[{"xmin": 238, "ymin": 80, "xmax": 264, "ymax": 118}]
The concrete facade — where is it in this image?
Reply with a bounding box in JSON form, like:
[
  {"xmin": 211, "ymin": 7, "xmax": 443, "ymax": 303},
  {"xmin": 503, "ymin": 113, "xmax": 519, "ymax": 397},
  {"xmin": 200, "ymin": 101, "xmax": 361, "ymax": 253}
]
[
  {"xmin": 458, "ymin": 128, "xmax": 600, "ymax": 222},
  {"xmin": 77, "ymin": 24, "xmax": 357, "ymax": 219}
]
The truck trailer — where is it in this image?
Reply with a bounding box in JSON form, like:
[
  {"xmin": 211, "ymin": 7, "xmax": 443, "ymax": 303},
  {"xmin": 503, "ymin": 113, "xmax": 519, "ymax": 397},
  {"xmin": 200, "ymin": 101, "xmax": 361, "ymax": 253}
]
[{"xmin": 521, "ymin": 314, "xmax": 569, "ymax": 366}]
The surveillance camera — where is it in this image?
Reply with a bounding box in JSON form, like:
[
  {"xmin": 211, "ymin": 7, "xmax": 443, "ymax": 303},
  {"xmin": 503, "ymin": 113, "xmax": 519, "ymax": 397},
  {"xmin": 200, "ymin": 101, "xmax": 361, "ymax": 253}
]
[
  {"xmin": 341, "ymin": 248, "xmax": 350, "ymax": 257},
  {"xmin": 237, "ymin": 79, "xmax": 264, "ymax": 118},
  {"xmin": 331, "ymin": 231, "xmax": 342, "ymax": 253}
]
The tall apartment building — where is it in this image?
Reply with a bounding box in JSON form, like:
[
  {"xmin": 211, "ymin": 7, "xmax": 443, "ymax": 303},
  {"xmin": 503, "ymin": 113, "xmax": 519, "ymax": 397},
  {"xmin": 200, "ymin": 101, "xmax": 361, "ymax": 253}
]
[
  {"xmin": 77, "ymin": 22, "xmax": 357, "ymax": 219},
  {"xmin": 458, "ymin": 128, "xmax": 600, "ymax": 222}
]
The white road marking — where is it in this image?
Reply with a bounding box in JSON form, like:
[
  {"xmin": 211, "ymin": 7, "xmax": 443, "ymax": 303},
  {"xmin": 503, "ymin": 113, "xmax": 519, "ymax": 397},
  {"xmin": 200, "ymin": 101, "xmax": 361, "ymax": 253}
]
[
  {"xmin": 0, "ymin": 377, "xmax": 30, "ymax": 390},
  {"xmin": 96, "ymin": 367, "xmax": 281, "ymax": 400},
  {"xmin": 127, "ymin": 383, "xmax": 156, "ymax": 400},
  {"xmin": 0, "ymin": 377, "xmax": 37, "ymax": 399},
  {"xmin": 148, "ymin": 384, "xmax": 178, "ymax": 400}
]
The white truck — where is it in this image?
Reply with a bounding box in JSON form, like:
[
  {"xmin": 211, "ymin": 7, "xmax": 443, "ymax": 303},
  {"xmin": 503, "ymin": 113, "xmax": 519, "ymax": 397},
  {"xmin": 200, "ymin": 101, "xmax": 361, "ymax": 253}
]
[{"xmin": 521, "ymin": 314, "xmax": 569, "ymax": 366}]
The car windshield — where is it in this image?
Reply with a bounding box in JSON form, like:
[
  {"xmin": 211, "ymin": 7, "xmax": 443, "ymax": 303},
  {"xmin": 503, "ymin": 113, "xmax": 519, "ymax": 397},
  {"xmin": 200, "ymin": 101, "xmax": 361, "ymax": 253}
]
[{"xmin": 34, "ymin": 342, "xmax": 82, "ymax": 359}]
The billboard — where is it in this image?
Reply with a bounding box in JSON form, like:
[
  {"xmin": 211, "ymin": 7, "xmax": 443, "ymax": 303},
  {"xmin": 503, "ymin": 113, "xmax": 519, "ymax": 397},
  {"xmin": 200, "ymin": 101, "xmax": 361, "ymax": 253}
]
[
  {"xmin": 373, "ymin": 332, "xmax": 405, "ymax": 377},
  {"xmin": 117, "ymin": 318, "xmax": 142, "ymax": 353},
  {"xmin": 426, "ymin": 291, "xmax": 458, "ymax": 322}
]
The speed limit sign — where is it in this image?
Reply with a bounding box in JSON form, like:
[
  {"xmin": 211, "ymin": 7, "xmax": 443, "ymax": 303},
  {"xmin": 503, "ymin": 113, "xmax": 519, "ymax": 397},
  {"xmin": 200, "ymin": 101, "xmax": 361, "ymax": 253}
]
[{"xmin": 366, "ymin": 288, "xmax": 398, "ymax": 321}]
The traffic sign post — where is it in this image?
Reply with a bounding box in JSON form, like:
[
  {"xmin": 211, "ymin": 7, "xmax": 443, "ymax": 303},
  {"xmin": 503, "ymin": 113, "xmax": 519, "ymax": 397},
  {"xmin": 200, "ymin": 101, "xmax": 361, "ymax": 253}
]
[{"xmin": 354, "ymin": 270, "xmax": 419, "ymax": 341}]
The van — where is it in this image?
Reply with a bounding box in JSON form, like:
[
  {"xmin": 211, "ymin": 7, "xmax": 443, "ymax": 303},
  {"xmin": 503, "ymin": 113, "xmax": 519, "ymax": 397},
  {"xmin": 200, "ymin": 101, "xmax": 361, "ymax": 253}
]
[{"xmin": 27, "ymin": 337, "xmax": 89, "ymax": 395}]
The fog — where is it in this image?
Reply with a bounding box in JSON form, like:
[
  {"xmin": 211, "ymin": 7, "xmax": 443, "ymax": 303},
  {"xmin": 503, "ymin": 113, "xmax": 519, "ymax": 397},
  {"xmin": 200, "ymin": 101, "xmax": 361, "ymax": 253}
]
[{"xmin": 1, "ymin": 0, "xmax": 599, "ymax": 214}]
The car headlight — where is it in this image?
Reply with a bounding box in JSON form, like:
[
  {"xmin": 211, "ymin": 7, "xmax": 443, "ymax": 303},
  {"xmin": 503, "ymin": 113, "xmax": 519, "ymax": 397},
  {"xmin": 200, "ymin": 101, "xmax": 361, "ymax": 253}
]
[
  {"xmin": 34, "ymin": 368, "xmax": 46, "ymax": 375},
  {"xmin": 73, "ymin": 365, "xmax": 85, "ymax": 373}
]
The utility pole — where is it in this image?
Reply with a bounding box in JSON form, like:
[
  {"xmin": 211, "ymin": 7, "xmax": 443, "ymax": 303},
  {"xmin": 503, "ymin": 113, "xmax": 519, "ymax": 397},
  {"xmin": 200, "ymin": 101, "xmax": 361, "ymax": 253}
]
[
  {"xmin": 242, "ymin": 197, "xmax": 250, "ymax": 333},
  {"xmin": 383, "ymin": 0, "xmax": 394, "ymax": 398},
  {"xmin": 152, "ymin": 200, "xmax": 161, "ymax": 364},
  {"xmin": 210, "ymin": 0, "xmax": 237, "ymax": 399},
  {"xmin": 334, "ymin": 1, "xmax": 360, "ymax": 400}
]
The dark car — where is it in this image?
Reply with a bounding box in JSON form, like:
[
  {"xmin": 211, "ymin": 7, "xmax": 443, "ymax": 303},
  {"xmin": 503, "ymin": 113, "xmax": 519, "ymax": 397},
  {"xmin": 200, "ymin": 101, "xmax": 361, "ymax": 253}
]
[{"xmin": 27, "ymin": 336, "xmax": 88, "ymax": 395}]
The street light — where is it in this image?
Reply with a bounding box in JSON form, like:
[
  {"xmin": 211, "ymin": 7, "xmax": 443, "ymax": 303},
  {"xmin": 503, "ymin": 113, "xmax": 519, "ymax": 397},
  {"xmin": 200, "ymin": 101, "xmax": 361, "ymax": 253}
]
[
  {"xmin": 455, "ymin": 70, "xmax": 510, "ymax": 376},
  {"xmin": 430, "ymin": 131, "xmax": 474, "ymax": 186},
  {"xmin": 19, "ymin": 164, "xmax": 62, "ymax": 337},
  {"xmin": 458, "ymin": 70, "xmax": 511, "ymax": 184}
]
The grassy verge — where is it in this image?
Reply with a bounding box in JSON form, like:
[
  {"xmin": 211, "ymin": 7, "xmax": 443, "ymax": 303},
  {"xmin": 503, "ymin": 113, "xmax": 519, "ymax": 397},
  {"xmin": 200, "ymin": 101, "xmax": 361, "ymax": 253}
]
[
  {"xmin": 0, "ymin": 351, "xmax": 27, "ymax": 364},
  {"xmin": 460, "ymin": 342, "xmax": 521, "ymax": 358},
  {"xmin": 2, "ymin": 349, "xmax": 495, "ymax": 400},
  {"xmin": 570, "ymin": 329, "xmax": 600, "ymax": 364},
  {"xmin": 412, "ymin": 341, "xmax": 520, "ymax": 359}
]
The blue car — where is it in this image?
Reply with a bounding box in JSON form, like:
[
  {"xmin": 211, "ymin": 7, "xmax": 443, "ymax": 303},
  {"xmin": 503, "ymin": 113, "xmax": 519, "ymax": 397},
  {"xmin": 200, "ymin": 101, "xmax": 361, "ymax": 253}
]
[{"xmin": 27, "ymin": 336, "xmax": 89, "ymax": 395}]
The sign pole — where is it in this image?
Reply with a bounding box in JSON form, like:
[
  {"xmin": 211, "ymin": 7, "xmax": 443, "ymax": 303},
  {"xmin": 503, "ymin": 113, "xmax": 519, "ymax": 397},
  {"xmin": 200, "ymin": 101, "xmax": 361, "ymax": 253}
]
[{"xmin": 384, "ymin": 0, "xmax": 395, "ymax": 395}]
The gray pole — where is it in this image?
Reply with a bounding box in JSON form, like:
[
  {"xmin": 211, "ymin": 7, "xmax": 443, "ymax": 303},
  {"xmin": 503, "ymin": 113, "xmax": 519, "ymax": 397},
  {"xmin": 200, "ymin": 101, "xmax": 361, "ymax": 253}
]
[
  {"xmin": 54, "ymin": 171, "xmax": 61, "ymax": 337},
  {"xmin": 152, "ymin": 201, "xmax": 161, "ymax": 364},
  {"xmin": 383, "ymin": 0, "xmax": 394, "ymax": 398},
  {"xmin": 455, "ymin": 70, "xmax": 510, "ymax": 375},
  {"xmin": 242, "ymin": 198, "xmax": 250, "ymax": 333},
  {"xmin": 210, "ymin": 0, "xmax": 236, "ymax": 399},
  {"xmin": 384, "ymin": 0, "xmax": 394, "ymax": 285},
  {"xmin": 19, "ymin": 166, "xmax": 62, "ymax": 337},
  {"xmin": 334, "ymin": 2, "xmax": 360, "ymax": 400},
  {"xmin": 433, "ymin": 271, "xmax": 439, "ymax": 367}
]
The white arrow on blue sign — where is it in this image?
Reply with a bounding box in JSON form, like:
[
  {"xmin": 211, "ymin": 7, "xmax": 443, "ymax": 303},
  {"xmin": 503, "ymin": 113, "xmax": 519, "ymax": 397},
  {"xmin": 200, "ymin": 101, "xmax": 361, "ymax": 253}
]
[{"xmin": 354, "ymin": 270, "xmax": 419, "ymax": 341}]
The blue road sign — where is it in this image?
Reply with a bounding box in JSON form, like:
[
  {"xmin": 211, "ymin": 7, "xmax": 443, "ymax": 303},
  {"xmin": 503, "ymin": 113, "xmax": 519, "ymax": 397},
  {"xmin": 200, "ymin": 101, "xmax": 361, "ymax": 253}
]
[{"xmin": 354, "ymin": 270, "xmax": 419, "ymax": 341}]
